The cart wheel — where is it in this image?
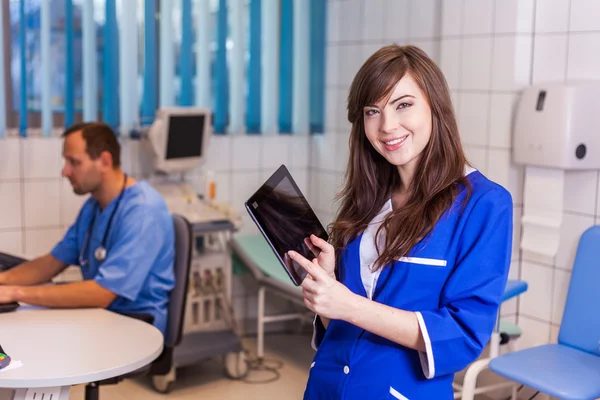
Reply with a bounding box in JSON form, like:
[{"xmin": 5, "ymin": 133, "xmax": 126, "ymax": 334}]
[
  {"xmin": 152, "ymin": 374, "xmax": 173, "ymax": 394},
  {"xmin": 224, "ymin": 351, "xmax": 249, "ymax": 380}
]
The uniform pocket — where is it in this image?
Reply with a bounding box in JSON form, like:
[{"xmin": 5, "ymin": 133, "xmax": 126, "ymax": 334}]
[
  {"xmin": 389, "ymin": 386, "xmax": 409, "ymax": 400},
  {"xmin": 397, "ymin": 256, "xmax": 447, "ymax": 267}
]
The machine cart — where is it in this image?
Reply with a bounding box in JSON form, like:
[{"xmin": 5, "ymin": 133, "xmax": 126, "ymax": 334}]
[{"xmin": 152, "ymin": 219, "xmax": 249, "ymax": 393}]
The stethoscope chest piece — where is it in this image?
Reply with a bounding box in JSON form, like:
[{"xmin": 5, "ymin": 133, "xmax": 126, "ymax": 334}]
[{"xmin": 94, "ymin": 246, "xmax": 107, "ymax": 261}]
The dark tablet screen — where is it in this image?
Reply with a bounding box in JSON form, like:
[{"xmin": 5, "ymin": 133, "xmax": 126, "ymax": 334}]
[{"xmin": 245, "ymin": 165, "xmax": 328, "ymax": 286}]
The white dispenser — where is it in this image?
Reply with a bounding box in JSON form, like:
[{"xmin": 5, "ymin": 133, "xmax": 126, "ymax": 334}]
[
  {"xmin": 513, "ymin": 81, "xmax": 600, "ymax": 258},
  {"xmin": 513, "ymin": 81, "xmax": 600, "ymax": 169}
]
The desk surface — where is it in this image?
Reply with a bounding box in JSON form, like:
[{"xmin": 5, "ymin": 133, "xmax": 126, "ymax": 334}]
[{"xmin": 0, "ymin": 307, "xmax": 163, "ymax": 388}]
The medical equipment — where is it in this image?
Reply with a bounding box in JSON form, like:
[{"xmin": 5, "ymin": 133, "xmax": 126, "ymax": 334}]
[
  {"xmin": 146, "ymin": 107, "xmax": 211, "ymax": 174},
  {"xmin": 142, "ymin": 109, "xmax": 247, "ymax": 392},
  {"xmin": 79, "ymin": 174, "xmax": 128, "ymax": 265}
]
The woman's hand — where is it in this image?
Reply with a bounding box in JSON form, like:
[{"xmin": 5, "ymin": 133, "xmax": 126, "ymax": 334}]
[
  {"xmin": 288, "ymin": 249, "xmax": 356, "ymax": 321},
  {"xmin": 303, "ymin": 234, "xmax": 336, "ymax": 279}
]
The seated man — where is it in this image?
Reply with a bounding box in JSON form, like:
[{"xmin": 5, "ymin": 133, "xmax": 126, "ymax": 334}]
[{"xmin": 0, "ymin": 122, "xmax": 175, "ymax": 335}]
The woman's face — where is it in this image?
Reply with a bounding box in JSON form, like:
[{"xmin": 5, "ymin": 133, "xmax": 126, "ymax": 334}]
[{"xmin": 363, "ymin": 73, "xmax": 432, "ymax": 171}]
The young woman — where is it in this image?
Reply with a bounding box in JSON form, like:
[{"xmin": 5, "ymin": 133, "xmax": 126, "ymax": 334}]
[{"xmin": 288, "ymin": 45, "xmax": 513, "ymax": 399}]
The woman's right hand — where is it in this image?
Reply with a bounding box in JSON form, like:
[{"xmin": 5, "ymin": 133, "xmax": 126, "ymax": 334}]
[{"xmin": 303, "ymin": 234, "xmax": 336, "ymax": 279}]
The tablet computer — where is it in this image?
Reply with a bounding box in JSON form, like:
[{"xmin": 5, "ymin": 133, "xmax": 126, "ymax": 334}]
[{"xmin": 245, "ymin": 165, "xmax": 329, "ymax": 286}]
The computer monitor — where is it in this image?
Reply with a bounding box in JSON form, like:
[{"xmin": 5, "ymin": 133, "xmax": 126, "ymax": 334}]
[{"xmin": 147, "ymin": 107, "xmax": 212, "ymax": 173}]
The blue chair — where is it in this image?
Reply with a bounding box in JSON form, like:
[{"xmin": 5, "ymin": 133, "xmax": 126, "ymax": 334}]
[{"xmin": 489, "ymin": 225, "xmax": 600, "ymax": 400}]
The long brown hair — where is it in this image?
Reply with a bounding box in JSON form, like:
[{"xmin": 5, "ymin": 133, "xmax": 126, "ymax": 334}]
[{"xmin": 330, "ymin": 44, "xmax": 471, "ymax": 270}]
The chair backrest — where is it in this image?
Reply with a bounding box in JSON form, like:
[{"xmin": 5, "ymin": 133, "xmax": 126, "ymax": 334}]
[
  {"xmin": 558, "ymin": 225, "xmax": 600, "ymax": 355},
  {"xmin": 165, "ymin": 214, "xmax": 193, "ymax": 347}
]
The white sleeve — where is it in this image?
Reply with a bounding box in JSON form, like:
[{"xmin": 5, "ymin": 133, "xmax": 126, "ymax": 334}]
[{"xmin": 415, "ymin": 311, "xmax": 435, "ymax": 379}]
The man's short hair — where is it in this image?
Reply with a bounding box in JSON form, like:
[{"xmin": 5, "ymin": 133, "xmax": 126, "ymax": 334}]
[{"xmin": 62, "ymin": 122, "xmax": 121, "ymax": 168}]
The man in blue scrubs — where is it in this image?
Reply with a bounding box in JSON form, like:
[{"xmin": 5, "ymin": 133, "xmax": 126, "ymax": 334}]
[{"xmin": 0, "ymin": 123, "xmax": 175, "ymax": 336}]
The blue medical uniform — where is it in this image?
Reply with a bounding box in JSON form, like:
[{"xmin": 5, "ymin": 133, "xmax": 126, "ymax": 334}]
[
  {"xmin": 51, "ymin": 181, "xmax": 175, "ymax": 336},
  {"xmin": 305, "ymin": 170, "xmax": 513, "ymax": 399}
]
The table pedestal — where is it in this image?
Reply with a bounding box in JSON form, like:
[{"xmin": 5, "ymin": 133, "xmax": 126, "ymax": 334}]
[{"xmin": 13, "ymin": 386, "xmax": 70, "ymax": 400}]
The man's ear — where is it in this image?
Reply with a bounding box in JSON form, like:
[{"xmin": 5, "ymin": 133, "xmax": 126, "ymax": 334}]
[{"xmin": 98, "ymin": 150, "xmax": 114, "ymax": 170}]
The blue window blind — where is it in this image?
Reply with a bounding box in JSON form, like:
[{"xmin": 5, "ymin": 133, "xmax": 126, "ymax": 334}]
[
  {"xmin": 141, "ymin": 0, "xmax": 157, "ymax": 125},
  {"xmin": 65, "ymin": 0, "xmax": 74, "ymax": 127},
  {"xmin": 4, "ymin": 0, "xmax": 327, "ymax": 138},
  {"xmin": 246, "ymin": 0, "xmax": 261, "ymax": 134},
  {"xmin": 102, "ymin": 0, "xmax": 119, "ymax": 130},
  {"xmin": 214, "ymin": 0, "xmax": 228, "ymax": 134},
  {"xmin": 179, "ymin": 0, "xmax": 194, "ymax": 107},
  {"xmin": 18, "ymin": 0, "xmax": 26, "ymax": 136},
  {"xmin": 278, "ymin": 0, "xmax": 293, "ymax": 134},
  {"xmin": 310, "ymin": 0, "xmax": 326, "ymax": 134}
]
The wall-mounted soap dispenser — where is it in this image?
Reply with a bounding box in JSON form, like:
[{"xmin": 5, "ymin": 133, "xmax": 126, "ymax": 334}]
[
  {"xmin": 513, "ymin": 81, "xmax": 600, "ymax": 170},
  {"xmin": 513, "ymin": 81, "xmax": 600, "ymax": 258}
]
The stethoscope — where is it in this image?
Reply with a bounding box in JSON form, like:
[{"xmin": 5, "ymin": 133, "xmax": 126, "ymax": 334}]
[{"xmin": 79, "ymin": 174, "xmax": 128, "ymax": 266}]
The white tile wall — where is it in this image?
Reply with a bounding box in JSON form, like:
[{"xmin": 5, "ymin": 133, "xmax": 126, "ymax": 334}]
[
  {"xmin": 563, "ymin": 171, "xmax": 597, "ymax": 215},
  {"xmin": 495, "ymin": 0, "xmax": 535, "ymax": 34},
  {"xmin": 459, "ymin": 93, "xmax": 489, "ymax": 146},
  {"xmin": 516, "ymin": 316, "xmax": 551, "ymax": 349},
  {"xmin": 22, "ymin": 138, "xmax": 63, "ymax": 179},
  {"xmin": 385, "ymin": 0, "xmax": 410, "ymax": 41},
  {"xmin": 23, "ymin": 181, "xmax": 61, "ymax": 228},
  {"xmin": 24, "ymin": 228, "xmax": 63, "ymax": 257},
  {"xmin": 204, "ymin": 135, "xmax": 232, "ymax": 172},
  {"xmin": 440, "ymin": 39, "xmax": 462, "ymax": 90},
  {"xmin": 0, "ymin": 230, "xmax": 23, "ymax": 255},
  {"xmin": 569, "ymin": 0, "xmax": 600, "ymax": 32},
  {"xmin": 532, "ymin": 35, "xmax": 569, "ymax": 83},
  {"xmin": 441, "ymin": 0, "xmax": 463, "ymax": 37},
  {"xmin": 461, "ymin": 37, "xmax": 493, "ymax": 90},
  {"xmin": 231, "ymin": 135, "xmax": 261, "ymax": 171},
  {"xmin": 535, "ymin": 0, "xmax": 570, "ymax": 33},
  {"xmin": 491, "ymin": 36, "xmax": 532, "ymax": 91},
  {"xmin": 488, "ymin": 93, "xmax": 518, "ymax": 149},
  {"xmin": 551, "ymin": 268, "xmax": 571, "ymax": 325},
  {"xmin": 0, "ymin": 181, "xmax": 23, "ymax": 230},
  {"xmin": 362, "ymin": 0, "xmax": 385, "ymax": 41},
  {"xmin": 261, "ymin": 135, "xmax": 291, "ymax": 170},
  {"xmin": 0, "ymin": 138, "xmax": 21, "ymax": 180},
  {"xmin": 520, "ymin": 262, "xmax": 553, "ymax": 321},
  {"xmin": 555, "ymin": 213, "xmax": 595, "ymax": 271},
  {"xmin": 409, "ymin": 0, "xmax": 439, "ymax": 39},
  {"xmin": 463, "ymin": 0, "xmax": 494, "ymax": 36},
  {"xmin": 566, "ymin": 33, "xmax": 600, "ymax": 80}
]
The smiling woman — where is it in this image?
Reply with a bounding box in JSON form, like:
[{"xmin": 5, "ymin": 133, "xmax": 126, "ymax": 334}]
[{"xmin": 288, "ymin": 45, "xmax": 514, "ymax": 400}]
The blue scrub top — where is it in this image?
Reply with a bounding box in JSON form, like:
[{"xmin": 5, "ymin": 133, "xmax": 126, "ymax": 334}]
[{"xmin": 51, "ymin": 181, "xmax": 175, "ymax": 336}]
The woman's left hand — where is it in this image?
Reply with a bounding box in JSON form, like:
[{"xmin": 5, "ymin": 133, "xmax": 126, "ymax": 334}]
[{"xmin": 288, "ymin": 250, "xmax": 356, "ymax": 321}]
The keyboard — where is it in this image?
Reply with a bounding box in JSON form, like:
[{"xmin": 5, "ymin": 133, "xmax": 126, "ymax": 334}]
[{"xmin": 0, "ymin": 252, "xmax": 28, "ymax": 271}]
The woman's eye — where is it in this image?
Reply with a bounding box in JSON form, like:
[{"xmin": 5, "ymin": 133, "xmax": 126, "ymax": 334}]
[
  {"xmin": 364, "ymin": 109, "xmax": 378, "ymax": 116},
  {"xmin": 397, "ymin": 102, "xmax": 412, "ymax": 110}
]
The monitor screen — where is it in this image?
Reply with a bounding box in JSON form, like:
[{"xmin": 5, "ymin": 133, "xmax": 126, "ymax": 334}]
[{"xmin": 165, "ymin": 114, "xmax": 205, "ymax": 159}]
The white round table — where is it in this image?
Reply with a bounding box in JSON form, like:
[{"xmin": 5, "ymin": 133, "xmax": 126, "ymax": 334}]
[{"xmin": 0, "ymin": 306, "xmax": 163, "ymax": 400}]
